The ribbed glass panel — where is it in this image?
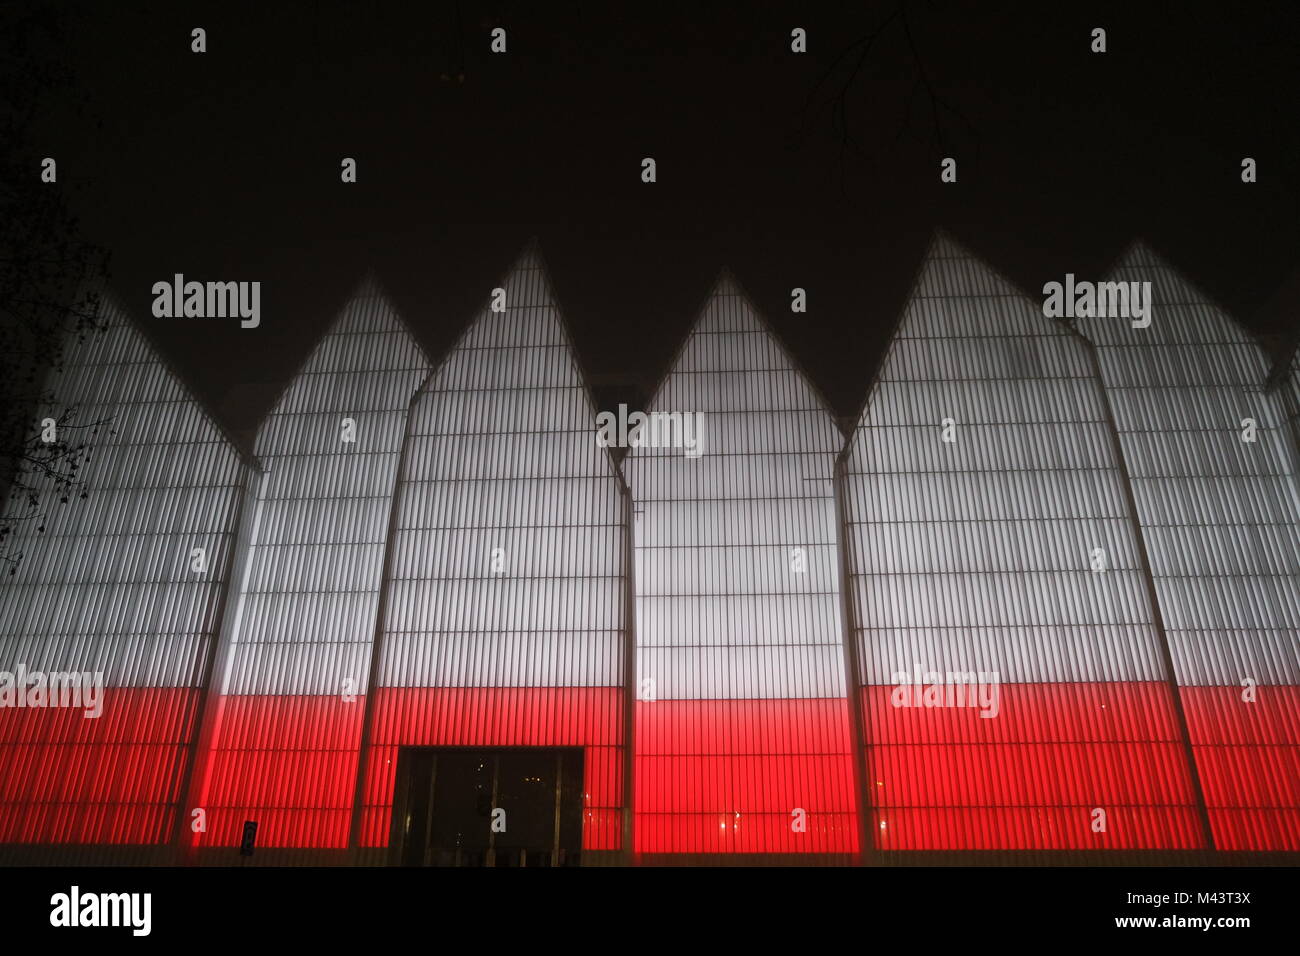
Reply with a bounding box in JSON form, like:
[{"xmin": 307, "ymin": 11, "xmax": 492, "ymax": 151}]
[
  {"xmin": 843, "ymin": 236, "xmax": 1202, "ymax": 852},
  {"xmin": 625, "ymin": 274, "xmax": 856, "ymax": 857},
  {"xmin": 357, "ymin": 247, "xmax": 629, "ymax": 855},
  {"xmin": 0, "ymin": 296, "xmax": 244, "ymax": 846},
  {"xmin": 1076, "ymin": 244, "xmax": 1300, "ymax": 851},
  {"xmin": 191, "ymin": 277, "xmax": 429, "ymax": 849}
]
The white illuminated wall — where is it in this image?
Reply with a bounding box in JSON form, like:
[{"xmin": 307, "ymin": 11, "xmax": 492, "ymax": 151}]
[
  {"xmin": 0, "ymin": 295, "xmax": 245, "ymax": 847},
  {"xmin": 190, "ymin": 275, "xmax": 430, "ymax": 850},
  {"xmin": 842, "ymin": 234, "xmax": 1204, "ymax": 852},
  {"xmin": 1075, "ymin": 242, "xmax": 1300, "ymax": 851},
  {"xmin": 356, "ymin": 245, "xmax": 629, "ymax": 853},
  {"xmin": 624, "ymin": 272, "xmax": 856, "ymax": 856}
]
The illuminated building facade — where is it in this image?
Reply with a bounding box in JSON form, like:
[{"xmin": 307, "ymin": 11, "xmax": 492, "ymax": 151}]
[
  {"xmin": 1, "ymin": 238, "xmax": 1296, "ymax": 864},
  {"xmin": 0, "ymin": 296, "xmax": 248, "ymax": 856}
]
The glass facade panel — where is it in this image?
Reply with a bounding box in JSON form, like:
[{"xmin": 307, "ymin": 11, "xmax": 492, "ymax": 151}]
[
  {"xmin": 1075, "ymin": 244, "xmax": 1300, "ymax": 851},
  {"xmin": 188, "ymin": 277, "xmax": 429, "ymax": 850},
  {"xmin": 625, "ymin": 274, "xmax": 857, "ymax": 857},
  {"xmin": 842, "ymin": 236, "xmax": 1203, "ymax": 851}
]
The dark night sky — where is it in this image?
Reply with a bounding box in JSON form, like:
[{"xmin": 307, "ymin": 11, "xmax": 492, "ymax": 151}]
[{"xmin": 25, "ymin": 0, "xmax": 1300, "ymax": 450}]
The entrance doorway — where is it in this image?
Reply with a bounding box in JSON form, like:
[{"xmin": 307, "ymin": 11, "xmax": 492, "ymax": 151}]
[{"xmin": 390, "ymin": 747, "xmax": 585, "ymax": 866}]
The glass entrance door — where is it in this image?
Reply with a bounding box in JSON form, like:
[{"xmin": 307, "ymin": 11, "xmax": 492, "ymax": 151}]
[{"xmin": 391, "ymin": 747, "xmax": 584, "ymax": 866}]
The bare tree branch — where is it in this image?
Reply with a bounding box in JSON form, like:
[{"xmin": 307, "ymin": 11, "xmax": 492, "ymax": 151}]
[
  {"xmin": 0, "ymin": 3, "xmax": 112, "ymax": 574},
  {"xmin": 795, "ymin": 0, "xmax": 982, "ymax": 203}
]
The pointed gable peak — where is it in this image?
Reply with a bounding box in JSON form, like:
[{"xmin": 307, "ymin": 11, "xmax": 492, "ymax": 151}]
[
  {"xmin": 676, "ymin": 267, "xmax": 829, "ymax": 395},
  {"xmin": 1109, "ymin": 236, "xmax": 1163, "ymax": 273},
  {"xmin": 1101, "ymin": 237, "xmax": 1260, "ymax": 349},
  {"xmin": 503, "ymin": 236, "xmax": 546, "ymax": 279},
  {"xmin": 330, "ymin": 269, "xmax": 413, "ymax": 337},
  {"xmin": 904, "ymin": 228, "xmax": 1024, "ymax": 301},
  {"xmin": 641, "ymin": 266, "xmax": 840, "ymax": 438},
  {"xmin": 58, "ymin": 289, "xmax": 253, "ymax": 465},
  {"xmin": 445, "ymin": 239, "xmax": 574, "ymax": 357},
  {"xmin": 923, "ymin": 227, "xmax": 1005, "ymax": 272},
  {"xmin": 262, "ymin": 270, "xmax": 428, "ymax": 425},
  {"xmin": 1105, "ymin": 236, "xmax": 1211, "ymax": 303},
  {"xmin": 693, "ymin": 267, "xmax": 766, "ymax": 335},
  {"xmin": 1106, "ymin": 237, "xmax": 1228, "ymax": 308},
  {"xmin": 517, "ymin": 239, "xmax": 558, "ymax": 301},
  {"xmin": 355, "ymin": 265, "xmax": 382, "ymax": 298},
  {"xmin": 712, "ymin": 265, "xmax": 740, "ymax": 295},
  {"xmin": 481, "ymin": 237, "xmax": 559, "ymax": 315},
  {"xmin": 926, "ymin": 227, "xmax": 971, "ymax": 261}
]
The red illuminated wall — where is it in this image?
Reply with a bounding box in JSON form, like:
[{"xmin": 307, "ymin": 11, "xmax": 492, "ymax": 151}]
[
  {"xmin": 0, "ymin": 688, "xmax": 199, "ymax": 844},
  {"xmin": 862, "ymin": 683, "xmax": 1203, "ymax": 850},
  {"xmin": 635, "ymin": 700, "xmax": 858, "ymax": 854}
]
